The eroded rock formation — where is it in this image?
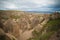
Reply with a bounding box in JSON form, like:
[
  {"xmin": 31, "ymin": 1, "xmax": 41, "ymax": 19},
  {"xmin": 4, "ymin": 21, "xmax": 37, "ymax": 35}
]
[{"xmin": 0, "ymin": 11, "xmax": 60, "ymax": 40}]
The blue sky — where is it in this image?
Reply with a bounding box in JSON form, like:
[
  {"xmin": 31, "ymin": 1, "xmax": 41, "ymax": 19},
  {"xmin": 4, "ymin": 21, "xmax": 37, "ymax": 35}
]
[{"xmin": 0, "ymin": 0, "xmax": 60, "ymax": 12}]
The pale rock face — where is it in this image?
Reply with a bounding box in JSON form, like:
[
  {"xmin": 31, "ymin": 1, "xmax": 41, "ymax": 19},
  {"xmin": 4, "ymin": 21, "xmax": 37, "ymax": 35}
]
[{"xmin": 2, "ymin": 19, "xmax": 20, "ymax": 40}]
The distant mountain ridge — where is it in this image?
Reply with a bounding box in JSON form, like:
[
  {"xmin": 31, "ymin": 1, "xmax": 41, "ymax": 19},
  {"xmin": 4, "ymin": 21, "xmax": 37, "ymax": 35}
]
[{"xmin": 0, "ymin": 10, "xmax": 59, "ymax": 14}]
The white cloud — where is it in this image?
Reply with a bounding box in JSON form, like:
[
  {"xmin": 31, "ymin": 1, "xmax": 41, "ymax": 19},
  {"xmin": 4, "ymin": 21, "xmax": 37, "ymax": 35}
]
[
  {"xmin": 16, "ymin": 0, "xmax": 56, "ymax": 9},
  {"xmin": 0, "ymin": 1, "xmax": 18, "ymax": 9},
  {"xmin": 31, "ymin": 0, "xmax": 56, "ymax": 7},
  {"xmin": 32, "ymin": 0, "xmax": 55, "ymax": 4},
  {"xmin": 6, "ymin": 4, "xmax": 17, "ymax": 9},
  {"xmin": 0, "ymin": 0, "xmax": 59, "ymax": 12},
  {"xmin": 15, "ymin": 0, "xmax": 58, "ymax": 11}
]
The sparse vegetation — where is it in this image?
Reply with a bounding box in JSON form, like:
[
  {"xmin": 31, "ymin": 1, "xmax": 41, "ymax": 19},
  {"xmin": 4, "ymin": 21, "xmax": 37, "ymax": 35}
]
[
  {"xmin": 28, "ymin": 18, "xmax": 60, "ymax": 40},
  {"xmin": 10, "ymin": 15, "xmax": 20, "ymax": 19}
]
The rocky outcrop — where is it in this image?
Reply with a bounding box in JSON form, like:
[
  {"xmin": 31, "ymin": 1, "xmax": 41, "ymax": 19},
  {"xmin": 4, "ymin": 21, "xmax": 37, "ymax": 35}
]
[{"xmin": 0, "ymin": 28, "xmax": 17, "ymax": 40}]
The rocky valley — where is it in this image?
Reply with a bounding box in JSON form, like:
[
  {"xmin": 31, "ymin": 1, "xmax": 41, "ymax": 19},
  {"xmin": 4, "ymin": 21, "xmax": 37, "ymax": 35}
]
[{"xmin": 0, "ymin": 10, "xmax": 60, "ymax": 40}]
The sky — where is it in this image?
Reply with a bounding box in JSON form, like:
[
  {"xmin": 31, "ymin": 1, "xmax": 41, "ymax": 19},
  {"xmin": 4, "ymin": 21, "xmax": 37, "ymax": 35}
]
[{"xmin": 0, "ymin": 0, "xmax": 60, "ymax": 12}]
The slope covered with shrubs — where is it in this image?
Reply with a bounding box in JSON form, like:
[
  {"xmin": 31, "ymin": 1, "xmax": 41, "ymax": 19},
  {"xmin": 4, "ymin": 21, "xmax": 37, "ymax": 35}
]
[{"xmin": 28, "ymin": 17, "xmax": 60, "ymax": 40}]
